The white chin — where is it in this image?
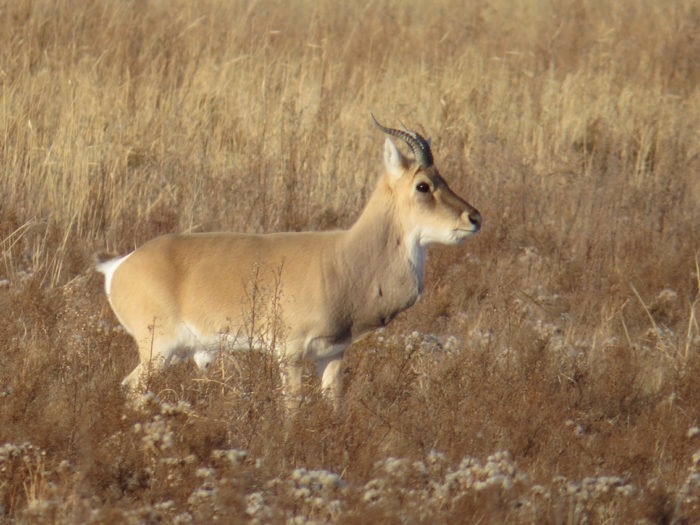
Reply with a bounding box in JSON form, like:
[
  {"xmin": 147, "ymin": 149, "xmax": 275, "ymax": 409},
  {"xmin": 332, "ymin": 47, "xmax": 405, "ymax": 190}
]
[{"xmin": 419, "ymin": 236, "xmax": 459, "ymax": 246}]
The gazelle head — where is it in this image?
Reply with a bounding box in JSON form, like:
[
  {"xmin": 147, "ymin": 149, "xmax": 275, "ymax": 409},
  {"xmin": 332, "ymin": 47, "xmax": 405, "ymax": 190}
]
[{"xmin": 372, "ymin": 115, "xmax": 482, "ymax": 247}]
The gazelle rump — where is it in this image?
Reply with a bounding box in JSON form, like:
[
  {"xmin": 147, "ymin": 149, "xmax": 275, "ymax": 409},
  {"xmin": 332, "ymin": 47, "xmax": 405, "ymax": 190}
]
[{"xmin": 97, "ymin": 117, "xmax": 481, "ymax": 409}]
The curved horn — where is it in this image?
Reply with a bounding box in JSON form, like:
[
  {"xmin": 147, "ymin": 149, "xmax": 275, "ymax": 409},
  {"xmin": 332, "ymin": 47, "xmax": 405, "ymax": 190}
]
[{"xmin": 371, "ymin": 113, "xmax": 434, "ymax": 167}]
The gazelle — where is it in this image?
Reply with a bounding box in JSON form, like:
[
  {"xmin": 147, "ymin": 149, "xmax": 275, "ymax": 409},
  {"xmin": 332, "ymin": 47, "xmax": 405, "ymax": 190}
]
[{"xmin": 97, "ymin": 116, "xmax": 481, "ymax": 409}]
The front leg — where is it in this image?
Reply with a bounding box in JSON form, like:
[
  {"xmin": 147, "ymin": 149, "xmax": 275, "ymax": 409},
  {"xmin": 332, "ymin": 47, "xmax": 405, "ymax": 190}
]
[
  {"xmin": 316, "ymin": 354, "xmax": 345, "ymax": 411},
  {"xmin": 280, "ymin": 358, "xmax": 304, "ymax": 412}
]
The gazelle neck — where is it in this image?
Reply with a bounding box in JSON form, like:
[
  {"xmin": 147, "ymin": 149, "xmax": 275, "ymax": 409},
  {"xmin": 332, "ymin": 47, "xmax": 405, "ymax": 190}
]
[
  {"xmin": 335, "ymin": 179, "xmax": 425, "ymax": 331},
  {"xmin": 350, "ymin": 179, "xmax": 426, "ymax": 283}
]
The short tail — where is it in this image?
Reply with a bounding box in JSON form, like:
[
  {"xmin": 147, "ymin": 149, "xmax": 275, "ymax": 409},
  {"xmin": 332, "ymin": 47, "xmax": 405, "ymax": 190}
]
[
  {"xmin": 94, "ymin": 252, "xmax": 116, "ymax": 270},
  {"xmin": 94, "ymin": 252, "xmax": 130, "ymax": 297}
]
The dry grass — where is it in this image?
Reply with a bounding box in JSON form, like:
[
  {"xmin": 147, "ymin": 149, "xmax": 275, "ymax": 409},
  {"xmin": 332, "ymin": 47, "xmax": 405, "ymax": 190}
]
[{"xmin": 1, "ymin": 0, "xmax": 699, "ymax": 522}]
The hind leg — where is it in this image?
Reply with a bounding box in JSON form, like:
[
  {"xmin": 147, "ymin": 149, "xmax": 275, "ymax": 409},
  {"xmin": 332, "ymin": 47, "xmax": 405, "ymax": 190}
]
[
  {"xmin": 121, "ymin": 350, "xmax": 168, "ymax": 392},
  {"xmin": 121, "ymin": 319, "xmax": 179, "ymax": 395},
  {"xmin": 122, "ymin": 363, "xmax": 144, "ymax": 391},
  {"xmin": 121, "ymin": 354, "xmax": 169, "ymax": 405}
]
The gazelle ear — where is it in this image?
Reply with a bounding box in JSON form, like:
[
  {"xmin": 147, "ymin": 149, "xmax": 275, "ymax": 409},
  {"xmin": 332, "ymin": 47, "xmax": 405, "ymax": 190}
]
[{"xmin": 384, "ymin": 137, "xmax": 408, "ymax": 181}]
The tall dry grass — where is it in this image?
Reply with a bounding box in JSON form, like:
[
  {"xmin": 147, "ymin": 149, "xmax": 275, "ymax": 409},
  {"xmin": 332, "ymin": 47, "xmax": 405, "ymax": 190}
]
[{"xmin": 1, "ymin": 0, "xmax": 699, "ymax": 522}]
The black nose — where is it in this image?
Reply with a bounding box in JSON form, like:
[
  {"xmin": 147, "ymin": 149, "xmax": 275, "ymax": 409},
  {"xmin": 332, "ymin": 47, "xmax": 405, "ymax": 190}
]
[{"xmin": 469, "ymin": 209, "xmax": 482, "ymax": 229}]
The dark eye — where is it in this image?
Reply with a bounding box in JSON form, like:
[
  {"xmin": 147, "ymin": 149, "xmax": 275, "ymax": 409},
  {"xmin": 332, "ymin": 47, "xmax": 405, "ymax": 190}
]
[{"xmin": 416, "ymin": 182, "xmax": 430, "ymax": 193}]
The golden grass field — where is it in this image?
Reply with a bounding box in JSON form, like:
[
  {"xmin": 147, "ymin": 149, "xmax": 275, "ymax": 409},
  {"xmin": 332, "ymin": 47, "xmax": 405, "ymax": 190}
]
[{"xmin": 1, "ymin": 0, "xmax": 699, "ymax": 522}]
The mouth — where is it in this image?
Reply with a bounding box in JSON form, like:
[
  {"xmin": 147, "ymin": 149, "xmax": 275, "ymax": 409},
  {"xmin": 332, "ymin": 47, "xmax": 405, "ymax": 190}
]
[
  {"xmin": 454, "ymin": 227, "xmax": 479, "ymax": 237},
  {"xmin": 450, "ymin": 228, "xmax": 477, "ymax": 244}
]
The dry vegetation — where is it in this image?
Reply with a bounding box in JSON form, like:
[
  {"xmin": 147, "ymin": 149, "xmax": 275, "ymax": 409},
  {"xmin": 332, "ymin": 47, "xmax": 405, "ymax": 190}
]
[{"xmin": 1, "ymin": 0, "xmax": 699, "ymax": 522}]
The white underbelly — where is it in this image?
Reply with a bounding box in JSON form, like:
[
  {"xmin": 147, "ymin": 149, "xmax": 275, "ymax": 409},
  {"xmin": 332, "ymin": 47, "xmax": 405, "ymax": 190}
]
[{"xmin": 165, "ymin": 323, "xmax": 272, "ymax": 369}]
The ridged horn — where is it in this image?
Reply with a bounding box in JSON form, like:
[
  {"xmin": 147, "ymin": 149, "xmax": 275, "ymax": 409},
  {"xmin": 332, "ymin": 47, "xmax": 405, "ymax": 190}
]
[{"xmin": 371, "ymin": 113, "xmax": 434, "ymax": 168}]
